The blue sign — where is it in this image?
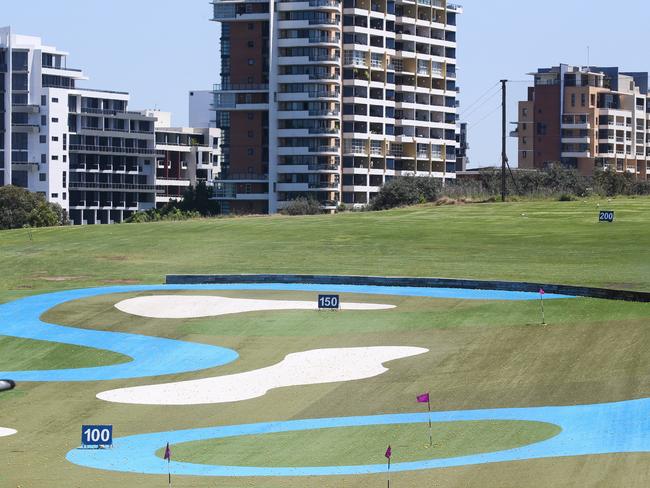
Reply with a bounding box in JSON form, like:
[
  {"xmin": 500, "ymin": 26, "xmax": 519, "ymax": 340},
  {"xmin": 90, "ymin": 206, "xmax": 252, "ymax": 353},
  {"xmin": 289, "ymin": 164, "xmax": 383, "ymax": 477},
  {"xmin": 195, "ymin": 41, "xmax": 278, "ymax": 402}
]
[
  {"xmin": 599, "ymin": 210, "xmax": 614, "ymax": 222},
  {"xmin": 81, "ymin": 425, "xmax": 113, "ymax": 447},
  {"xmin": 318, "ymin": 294, "xmax": 340, "ymax": 310}
]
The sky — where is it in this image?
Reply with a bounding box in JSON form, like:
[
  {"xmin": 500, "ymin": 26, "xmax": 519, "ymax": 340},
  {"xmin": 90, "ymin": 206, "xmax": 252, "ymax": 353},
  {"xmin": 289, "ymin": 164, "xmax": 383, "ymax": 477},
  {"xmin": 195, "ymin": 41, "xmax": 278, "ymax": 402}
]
[{"xmin": 5, "ymin": 0, "xmax": 650, "ymax": 168}]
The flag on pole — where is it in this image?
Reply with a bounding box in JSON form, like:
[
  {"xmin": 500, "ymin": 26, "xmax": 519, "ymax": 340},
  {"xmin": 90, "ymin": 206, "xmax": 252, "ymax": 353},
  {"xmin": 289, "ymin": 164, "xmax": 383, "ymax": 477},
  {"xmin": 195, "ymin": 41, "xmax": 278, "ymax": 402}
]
[
  {"xmin": 385, "ymin": 445, "xmax": 392, "ymax": 488},
  {"xmin": 164, "ymin": 442, "xmax": 171, "ymax": 461},
  {"xmin": 417, "ymin": 392, "xmax": 433, "ymax": 446},
  {"xmin": 164, "ymin": 442, "xmax": 171, "ymax": 487},
  {"xmin": 385, "ymin": 445, "xmax": 392, "ymax": 459},
  {"xmin": 416, "ymin": 392, "xmax": 430, "ymax": 403}
]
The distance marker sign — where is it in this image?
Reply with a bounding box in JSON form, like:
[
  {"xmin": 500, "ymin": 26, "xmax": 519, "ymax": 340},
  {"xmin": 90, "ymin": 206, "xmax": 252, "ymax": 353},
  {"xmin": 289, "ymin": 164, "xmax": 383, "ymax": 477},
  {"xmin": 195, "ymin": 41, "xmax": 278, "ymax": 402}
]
[
  {"xmin": 81, "ymin": 425, "xmax": 113, "ymax": 447},
  {"xmin": 318, "ymin": 294, "xmax": 340, "ymax": 310},
  {"xmin": 599, "ymin": 210, "xmax": 615, "ymax": 222}
]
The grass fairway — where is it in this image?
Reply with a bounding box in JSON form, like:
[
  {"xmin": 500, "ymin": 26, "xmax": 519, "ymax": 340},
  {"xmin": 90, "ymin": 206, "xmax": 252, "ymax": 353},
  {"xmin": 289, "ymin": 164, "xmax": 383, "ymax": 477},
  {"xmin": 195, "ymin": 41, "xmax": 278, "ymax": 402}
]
[
  {"xmin": 2, "ymin": 198, "xmax": 650, "ymax": 304},
  {"xmin": 164, "ymin": 421, "xmax": 562, "ymax": 466},
  {"xmin": 0, "ymin": 336, "xmax": 129, "ymax": 371},
  {"xmin": 3, "ymin": 200, "xmax": 650, "ymax": 487}
]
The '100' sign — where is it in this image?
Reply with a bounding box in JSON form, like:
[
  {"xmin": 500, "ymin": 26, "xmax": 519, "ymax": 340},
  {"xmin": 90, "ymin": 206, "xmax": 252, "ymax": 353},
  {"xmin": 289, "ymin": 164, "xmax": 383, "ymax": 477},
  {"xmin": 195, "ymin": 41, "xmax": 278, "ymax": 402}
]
[{"xmin": 81, "ymin": 425, "xmax": 113, "ymax": 447}]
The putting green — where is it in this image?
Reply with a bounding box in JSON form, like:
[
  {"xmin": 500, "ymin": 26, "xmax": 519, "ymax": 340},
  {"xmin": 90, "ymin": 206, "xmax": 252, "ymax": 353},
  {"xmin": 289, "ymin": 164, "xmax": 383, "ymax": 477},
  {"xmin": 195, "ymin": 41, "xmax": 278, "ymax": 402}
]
[{"xmin": 162, "ymin": 420, "xmax": 561, "ymax": 467}]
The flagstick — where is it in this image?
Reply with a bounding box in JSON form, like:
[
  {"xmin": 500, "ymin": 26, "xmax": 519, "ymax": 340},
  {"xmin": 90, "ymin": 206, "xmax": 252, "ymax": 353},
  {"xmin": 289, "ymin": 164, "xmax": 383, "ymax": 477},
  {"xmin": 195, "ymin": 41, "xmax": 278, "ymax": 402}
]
[
  {"xmin": 427, "ymin": 399, "xmax": 432, "ymax": 447},
  {"xmin": 168, "ymin": 457, "xmax": 171, "ymax": 487},
  {"xmin": 387, "ymin": 456, "xmax": 390, "ymax": 488},
  {"xmin": 540, "ymin": 293, "xmax": 546, "ymax": 325}
]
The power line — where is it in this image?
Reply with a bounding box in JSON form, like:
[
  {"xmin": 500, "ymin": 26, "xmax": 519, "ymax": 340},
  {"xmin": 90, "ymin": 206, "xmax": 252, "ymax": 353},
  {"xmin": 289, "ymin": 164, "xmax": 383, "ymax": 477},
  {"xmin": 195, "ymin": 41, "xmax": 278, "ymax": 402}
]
[
  {"xmin": 461, "ymin": 88, "xmax": 502, "ymax": 120},
  {"xmin": 458, "ymin": 81, "xmax": 501, "ymax": 116},
  {"xmin": 467, "ymin": 103, "xmax": 502, "ymax": 130}
]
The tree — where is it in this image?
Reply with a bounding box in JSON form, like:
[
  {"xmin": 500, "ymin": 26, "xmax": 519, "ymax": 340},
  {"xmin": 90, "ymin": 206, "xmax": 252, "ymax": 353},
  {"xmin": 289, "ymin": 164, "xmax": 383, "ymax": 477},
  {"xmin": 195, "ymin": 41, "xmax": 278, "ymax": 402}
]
[{"xmin": 0, "ymin": 186, "xmax": 69, "ymax": 230}]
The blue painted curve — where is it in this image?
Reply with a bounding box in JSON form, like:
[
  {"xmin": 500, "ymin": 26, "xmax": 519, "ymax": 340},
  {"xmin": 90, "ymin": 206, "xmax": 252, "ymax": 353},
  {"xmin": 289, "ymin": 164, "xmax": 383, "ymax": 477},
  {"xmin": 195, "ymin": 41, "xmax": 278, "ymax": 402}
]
[
  {"xmin": 0, "ymin": 284, "xmax": 570, "ymax": 382},
  {"xmin": 65, "ymin": 397, "xmax": 650, "ymax": 476}
]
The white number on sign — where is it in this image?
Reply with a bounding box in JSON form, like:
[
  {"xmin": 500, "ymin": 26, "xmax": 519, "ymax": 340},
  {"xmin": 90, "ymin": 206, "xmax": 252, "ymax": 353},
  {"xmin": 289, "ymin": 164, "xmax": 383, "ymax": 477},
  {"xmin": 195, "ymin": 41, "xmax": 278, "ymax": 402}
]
[{"xmin": 84, "ymin": 428, "xmax": 110, "ymax": 443}]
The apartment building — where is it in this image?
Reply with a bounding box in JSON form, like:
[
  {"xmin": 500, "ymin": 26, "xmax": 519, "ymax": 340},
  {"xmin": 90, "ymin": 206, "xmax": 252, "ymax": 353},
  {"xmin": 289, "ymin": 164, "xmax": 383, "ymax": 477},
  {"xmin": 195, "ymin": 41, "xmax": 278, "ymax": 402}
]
[
  {"xmin": 515, "ymin": 64, "xmax": 650, "ymax": 178},
  {"xmin": 211, "ymin": 0, "xmax": 461, "ymax": 214},
  {"xmin": 153, "ymin": 121, "xmax": 221, "ymax": 206},
  {"xmin": 0, "ymin": 27, "xmax": 158, "ymax": 224}
]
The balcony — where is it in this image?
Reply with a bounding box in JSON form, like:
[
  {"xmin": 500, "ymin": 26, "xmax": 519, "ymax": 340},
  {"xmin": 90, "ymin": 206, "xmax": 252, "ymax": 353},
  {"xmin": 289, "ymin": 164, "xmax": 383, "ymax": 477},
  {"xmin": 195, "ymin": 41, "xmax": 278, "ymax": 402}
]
[
  {"xmin": 213, "ymin": 83, "xmax": 269, "ymax": 92},
  {"xmin": 69, "ymin": 144, "xmax": 155, "ymax": 155},
  {"xmin": 11, "ymin": 104, "xmax": 40, "ymax": 114},
  {"xmin": 69, "ymin": 182, "xmax": 158, "ymax": 192},
  {"xmin": 11, "ymin": 123, "xmax": 40, "ymax": 133},
  {"xmin": 214, "ymin": 173, "xmax": 268, "ymax": 183}
]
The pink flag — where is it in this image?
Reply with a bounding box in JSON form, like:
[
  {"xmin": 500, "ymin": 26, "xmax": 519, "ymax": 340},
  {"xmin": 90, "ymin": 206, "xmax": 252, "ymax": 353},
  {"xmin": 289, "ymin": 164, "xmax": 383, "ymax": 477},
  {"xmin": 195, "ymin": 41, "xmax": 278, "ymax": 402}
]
[
  {"xmin": 417, "ymin": 392, "xmax": 430, "ymax": 403},
  {"xmin": 385, "ymin": 445, "xmax": 392, "ymax": 459},
  {"xmin": 164, "ymin": 442, "xmax": 171, "ymax": 461},
  {"xmin": 539, "ymin": 288, "xmax": 545, "ymax": 295}
]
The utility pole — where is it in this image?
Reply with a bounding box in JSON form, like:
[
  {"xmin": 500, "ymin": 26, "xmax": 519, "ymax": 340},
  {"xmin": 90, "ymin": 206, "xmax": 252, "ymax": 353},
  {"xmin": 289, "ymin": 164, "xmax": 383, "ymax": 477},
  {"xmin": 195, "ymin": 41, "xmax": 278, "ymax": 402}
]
[{"xmin": 500, "ymin": 79, "xmax": 507, "ymax": 202}]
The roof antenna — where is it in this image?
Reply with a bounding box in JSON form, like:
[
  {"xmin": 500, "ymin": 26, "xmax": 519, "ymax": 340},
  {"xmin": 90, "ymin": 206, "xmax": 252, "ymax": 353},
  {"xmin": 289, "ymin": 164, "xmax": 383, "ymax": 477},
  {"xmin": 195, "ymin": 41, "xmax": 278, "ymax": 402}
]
[{"xmin": 586, "ymin": 46, "xmax": 590, "ymax": 70}]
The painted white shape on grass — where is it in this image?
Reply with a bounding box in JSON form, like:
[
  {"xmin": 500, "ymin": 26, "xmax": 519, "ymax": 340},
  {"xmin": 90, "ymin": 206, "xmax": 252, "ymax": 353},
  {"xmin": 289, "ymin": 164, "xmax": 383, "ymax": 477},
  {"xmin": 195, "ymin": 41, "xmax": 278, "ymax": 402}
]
[
  {"xmin": 0, "ymin": 427, "xmax": 16, "ymax": 437},
  {"xmin": 97, "ymin": 346, "xmax": 428, "ymax": 405},
  {"xmin": 115, "ymin": 295, "xmax": 395, "ymax": 319}
]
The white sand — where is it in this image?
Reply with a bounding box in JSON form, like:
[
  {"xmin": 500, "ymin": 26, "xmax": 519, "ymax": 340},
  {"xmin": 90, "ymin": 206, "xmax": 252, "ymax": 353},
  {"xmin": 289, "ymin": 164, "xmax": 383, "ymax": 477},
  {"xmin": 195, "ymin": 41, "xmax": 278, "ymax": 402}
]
[
  {"xmin": 0, "ymin": 427, "xmax": 16, "ymax": 437},
  {"xmin": 114, "ymin": 295, "xmax": 395, "ymax": 319},
  {"xmin": 97, "ymin": 346, "xmax": 428, "ymax": 405}
]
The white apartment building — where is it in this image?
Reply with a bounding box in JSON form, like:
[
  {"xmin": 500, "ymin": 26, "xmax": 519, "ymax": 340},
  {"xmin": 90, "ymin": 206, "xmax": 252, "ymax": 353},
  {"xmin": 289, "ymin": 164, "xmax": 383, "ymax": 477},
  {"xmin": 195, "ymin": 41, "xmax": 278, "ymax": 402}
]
[
  {"xmin": 211, "ymin": 0, "xmax": 461, "ymax": 214},
  {"xmin": 0, "ymin": 27, "xmax": 157, "ymax": 224}
]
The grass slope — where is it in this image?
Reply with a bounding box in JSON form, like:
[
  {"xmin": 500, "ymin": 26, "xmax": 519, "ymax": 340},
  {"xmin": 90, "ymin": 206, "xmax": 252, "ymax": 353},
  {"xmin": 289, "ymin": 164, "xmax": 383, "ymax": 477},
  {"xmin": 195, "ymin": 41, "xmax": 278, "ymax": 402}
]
[{"xmin": 2, "ymin": 198, "xmax": 650, "ymax": 303}]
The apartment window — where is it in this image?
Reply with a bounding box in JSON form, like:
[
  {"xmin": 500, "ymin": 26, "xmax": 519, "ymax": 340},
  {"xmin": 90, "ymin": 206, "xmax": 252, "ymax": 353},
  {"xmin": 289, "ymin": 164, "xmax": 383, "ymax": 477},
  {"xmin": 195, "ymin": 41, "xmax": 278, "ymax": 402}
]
[
  {"xmin": 41, "ymin": 95, "xmax": 47, "ymax": 106},
  {"xmin": 63, "ymin": 155, "xmax": 67, "ymax": 162},
  {"xmin": 41, "ymin": 154, "xmax": 46, "ymax": 164},
  {"xmin": 581, "ymin": 93, "xmax": 586, "ymax": 107},
  {"xmin": 247, "ymin": 59, "xmax": 255, "ymax": 65},
  {"xmin": 51, "ymin": 117, "xmax": 59, "ymax": 123},
  {"xmin": 51, "ymin": 193, "xmax": 58, "ymax": 198},
  {"xmin": 52, "ymin": 155, "xmax": 59, "ymax": 161},
  {"xmin": 39, "ymin": 135, "xmax": 46, "ymax": 143},
  {"xmin": 41, "ymin": 115, "xmax": 47, "ymax": 126},
  {"xmin": 62, "ymin": 192, "xmax": 66, "ymax": 200},
  {"xmin": 247, "ymin": 148, "xmax": 254, "ymax": 156},
  {"xmin": 536, "ymin": 123, "xmax": 547, "ymax": 135},
  {"xmin": 591, "ymin": 94, "xmax": 596, "ymax": 106},
  {"xmin": 522, "ymin": 107, "xmax": 528, "ymax": 117},
  {"xmin": 522, "ymin": 151, "xmax": 527, "ymax": 159},
  {"xmin": 52, "ymin": 136, "xmax": 59, "ymax": 142},
  {"xmin": 570, "ymin": 94, "xmax": 576, "ymax": 107},
  {"xmin": 62, "ymin": 171, "xmax": 66, "ymax": 188},
  {"xmin": 52, "ymin": 97, "xmax": 59, "ymax": 103},
  {"xmin": 522, "ymin": 123, "xmax": 527, "ymax": 131},
  {"xmin": 39, "ymin": 173, "xmax": 47, "ymax": 181},
  {"xmin": 247, "ymin": 22, "xmax": 254, "ymax": 30},
  {"xmin": 247, "ymin": 112, "xmax": 254, "ymax": 120},
  {"xmin": 247, "ymin": 41, "xmax": 254, "ymax": 48},
  {"xmin": 522, "ymin": 137, "xmax": 527, "ymax": 144}
]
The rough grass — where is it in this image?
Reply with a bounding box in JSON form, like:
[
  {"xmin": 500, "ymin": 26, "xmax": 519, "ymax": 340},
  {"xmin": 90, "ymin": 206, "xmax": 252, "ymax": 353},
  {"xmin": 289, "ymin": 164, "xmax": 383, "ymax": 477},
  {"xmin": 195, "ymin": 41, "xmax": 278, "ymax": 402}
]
[
  {"xmin": 163, "ymin": 421, "xmax": 561, "ymax": 467},
  {"xmin": 2, "ymin": 198, "xmax": 650, "ymax": 304}
]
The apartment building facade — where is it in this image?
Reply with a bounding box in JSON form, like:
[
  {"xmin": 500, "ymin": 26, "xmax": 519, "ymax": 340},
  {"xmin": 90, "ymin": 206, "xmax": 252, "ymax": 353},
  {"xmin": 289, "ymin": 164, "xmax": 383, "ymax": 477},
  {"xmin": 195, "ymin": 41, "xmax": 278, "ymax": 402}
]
[
  {"xmin": 154, "ymin": 124, "xmax": 222, "ymax": 206},
  {"xmin": 0, "ymin": 27, "xmax": 159, "ymax": 224},
  {"xmin": 515, "ymin": 64, "xmax": 650, "ymax": 178},
  {"xmin": 211, "ymin": 0, "xmax": 461, "ymax": 214}
]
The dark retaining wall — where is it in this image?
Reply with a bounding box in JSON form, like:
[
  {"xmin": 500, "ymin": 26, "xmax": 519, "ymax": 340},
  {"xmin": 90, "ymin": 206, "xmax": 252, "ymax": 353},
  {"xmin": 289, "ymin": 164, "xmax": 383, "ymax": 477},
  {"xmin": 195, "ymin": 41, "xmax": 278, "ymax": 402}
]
[{"xmin": 165, "ymin": 274, "xmax": 650, "ymax": 303}]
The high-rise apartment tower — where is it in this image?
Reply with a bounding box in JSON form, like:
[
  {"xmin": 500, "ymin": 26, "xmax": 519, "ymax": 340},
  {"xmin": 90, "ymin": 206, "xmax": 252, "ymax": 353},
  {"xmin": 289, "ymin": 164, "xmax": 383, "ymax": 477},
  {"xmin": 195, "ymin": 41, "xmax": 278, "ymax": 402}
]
[{"xmin": 211, "ymin": 0, "xmax": 462, "ymax": 214}]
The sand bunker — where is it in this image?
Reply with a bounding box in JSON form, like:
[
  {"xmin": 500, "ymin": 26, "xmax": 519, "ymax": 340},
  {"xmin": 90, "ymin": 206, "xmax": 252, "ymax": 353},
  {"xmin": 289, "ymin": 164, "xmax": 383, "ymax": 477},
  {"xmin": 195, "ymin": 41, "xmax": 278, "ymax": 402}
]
[
  {"xmin": 97, "ymin": 346, "xmax": 428, "ymax": 405},
  {"xmin": 0, "ymin": 427, "xmax": 16, "ymax": 437},
  {"xmin": 114, "ymin": 295, "xmax": 395, "ymax": 319}
]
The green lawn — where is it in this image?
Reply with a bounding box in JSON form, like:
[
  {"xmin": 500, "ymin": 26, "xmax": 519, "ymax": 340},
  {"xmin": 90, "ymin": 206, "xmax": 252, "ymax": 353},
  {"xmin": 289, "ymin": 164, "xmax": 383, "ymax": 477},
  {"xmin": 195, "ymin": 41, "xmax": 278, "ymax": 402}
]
[
  {"xmin": 2, "ymin": 198, "xmax": 650, "ymax": 304},
  {"xmin": 163, "ymin": 421, "xmax": 561, "ymax": 466},
  {"xmin": 3, "ymin": 200, "xmax": 650, "ymax": 487},
  {"xmin": 0, "ymin": 336, "xmax": 129, "ymax": 371}
]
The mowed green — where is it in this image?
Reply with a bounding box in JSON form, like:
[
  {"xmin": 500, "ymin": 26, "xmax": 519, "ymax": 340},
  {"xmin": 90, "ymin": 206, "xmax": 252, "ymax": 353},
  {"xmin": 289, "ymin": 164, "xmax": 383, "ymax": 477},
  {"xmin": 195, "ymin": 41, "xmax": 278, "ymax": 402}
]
[
  {"xmin": 163, "ymin": 421, "xmax": 561, "ymax": 466},
  {"xmin": 2, "ymin": 198, "xmax": 650, "ymax": 305},
  {"xmin": 0, "ymin": 336, "xmax": 130, "ymax": 371}
]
